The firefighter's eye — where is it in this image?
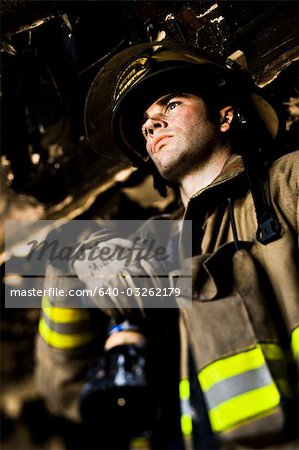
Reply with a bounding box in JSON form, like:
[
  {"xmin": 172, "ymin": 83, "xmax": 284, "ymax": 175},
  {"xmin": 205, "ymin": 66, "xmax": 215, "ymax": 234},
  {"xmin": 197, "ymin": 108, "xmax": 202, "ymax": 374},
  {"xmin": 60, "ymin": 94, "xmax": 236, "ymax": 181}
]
[{"xmin": 166, "ymin": 100, "xmax": 181, "ymax": 112}]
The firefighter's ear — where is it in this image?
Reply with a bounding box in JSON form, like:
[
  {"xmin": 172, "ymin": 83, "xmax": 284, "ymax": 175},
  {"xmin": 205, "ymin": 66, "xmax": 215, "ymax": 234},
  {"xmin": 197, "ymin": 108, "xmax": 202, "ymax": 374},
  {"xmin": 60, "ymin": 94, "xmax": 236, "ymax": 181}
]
[{"xmin": 219, "ymin": 106, "xmax": 234, "ymax": 133}]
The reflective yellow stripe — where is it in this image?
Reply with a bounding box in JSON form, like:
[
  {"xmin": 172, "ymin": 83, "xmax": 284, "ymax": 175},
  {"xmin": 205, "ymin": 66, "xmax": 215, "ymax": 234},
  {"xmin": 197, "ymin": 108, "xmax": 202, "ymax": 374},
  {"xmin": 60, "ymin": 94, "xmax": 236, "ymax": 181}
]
[
  {"xmin": 209, "ymin": 383, "xmax": 280, "ymax": 433},
  {"xmin": 261, "ymin": 342, "xmax": 292, "ymax": 398},
  {"xmin": 180, "ymin": 378, "xmax": 190, "ymax": 399},
  {"xmin": 42, "ymin": 296, "xmax": 89, "ymax": 323},
  {"xmin": 39, "ymin": 316, "xmax": 96, "ymax": 349},
  {"xmin": 275, "ymin": 379, "xmax": 292, "ymax": 399},
  {"xmin": 181, "ymin": 415, "xmax": 193, "ymax": 437},
  {"xmin": 261, "ymin": 342, "xmax": 284, "ymax": 360},
  {"xmin": 291, "ymin": 328, "xmax": 299, "ymax": 395},
  {"xmin": 179, "ymin": 378, "xmax": 193, "ymax": 437},
  {"xmin": 291, "ymin": 327, "xmax": 299, "ymax": 362},
  {"xmin": 199, "ymin": 346, "xmax": 264, "ymax": 391},
  {"xmin": 129, "ymin": 436, "xmax": 150, "ymax": 449},
  {"xmin": 198, "ymin": 346, "xmax": 280, "ymax": 433}
]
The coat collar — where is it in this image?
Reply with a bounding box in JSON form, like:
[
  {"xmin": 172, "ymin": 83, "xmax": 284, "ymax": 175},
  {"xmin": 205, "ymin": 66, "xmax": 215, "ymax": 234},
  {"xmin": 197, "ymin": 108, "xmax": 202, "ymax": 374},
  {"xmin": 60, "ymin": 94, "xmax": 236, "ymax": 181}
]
[{"xmin": 190, "ymin": 154, "xmax": 245, "ymax": 201}]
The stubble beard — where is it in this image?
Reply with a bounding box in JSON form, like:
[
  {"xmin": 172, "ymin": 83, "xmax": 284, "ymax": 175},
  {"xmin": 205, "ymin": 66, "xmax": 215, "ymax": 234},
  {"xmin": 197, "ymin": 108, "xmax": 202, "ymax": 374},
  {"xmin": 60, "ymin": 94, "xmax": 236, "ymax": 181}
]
[{"xmin": 153, "ymin": 121, "xmax": 221, "ymax": 183}]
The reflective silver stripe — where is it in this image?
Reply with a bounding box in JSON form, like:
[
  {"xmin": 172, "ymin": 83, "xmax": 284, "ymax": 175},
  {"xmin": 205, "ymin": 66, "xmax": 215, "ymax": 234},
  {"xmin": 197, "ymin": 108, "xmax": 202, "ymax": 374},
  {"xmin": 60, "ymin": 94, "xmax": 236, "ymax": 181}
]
[
  {"xmin": 41, "ymin": 312, "xmax": 93, "ymax": 334},
  {"xmin": 180, "ymin": 398, "xmax": 192, "ymax": 417},
  {"xmin": 204, "ymin": 365, "xmax": 273, "ymax": 410}
]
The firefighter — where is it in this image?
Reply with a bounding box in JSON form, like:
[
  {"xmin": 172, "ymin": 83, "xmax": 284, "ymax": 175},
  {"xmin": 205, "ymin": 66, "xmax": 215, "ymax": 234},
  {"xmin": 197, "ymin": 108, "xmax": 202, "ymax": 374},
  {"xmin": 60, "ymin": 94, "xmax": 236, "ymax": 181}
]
[{"xmin": 37, "ymin": 40, "xmax": 299, "ymax": 449}]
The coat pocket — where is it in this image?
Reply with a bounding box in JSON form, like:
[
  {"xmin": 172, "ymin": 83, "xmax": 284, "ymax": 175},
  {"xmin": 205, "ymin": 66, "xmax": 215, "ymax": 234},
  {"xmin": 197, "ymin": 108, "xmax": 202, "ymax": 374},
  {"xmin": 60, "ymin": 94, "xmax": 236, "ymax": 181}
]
[
  {"xmin": 184, "ymin": 241, "xmax": 280, "ymax": 369},
  {"xmin": 181, "ymin": 242, "xmax": 286, "ymax": 439}
]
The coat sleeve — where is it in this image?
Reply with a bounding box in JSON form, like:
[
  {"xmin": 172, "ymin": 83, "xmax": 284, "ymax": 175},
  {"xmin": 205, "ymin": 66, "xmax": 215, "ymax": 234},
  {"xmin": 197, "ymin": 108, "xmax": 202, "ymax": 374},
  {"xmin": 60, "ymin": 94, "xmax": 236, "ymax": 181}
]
[{"xmin": 34, "ymin": 259, "xmax": 109, "ymax": 422}]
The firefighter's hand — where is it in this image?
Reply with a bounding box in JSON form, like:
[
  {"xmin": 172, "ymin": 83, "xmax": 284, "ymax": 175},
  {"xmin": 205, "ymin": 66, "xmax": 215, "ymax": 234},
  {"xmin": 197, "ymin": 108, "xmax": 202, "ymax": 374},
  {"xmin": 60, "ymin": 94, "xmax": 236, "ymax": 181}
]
[
  {"xmin": 104, "ymin": 330, "xmax": 146, "ymax": 350},
  {"xmin": 72, "ymin": 231, "xmax": 171, "ymax": 320}
]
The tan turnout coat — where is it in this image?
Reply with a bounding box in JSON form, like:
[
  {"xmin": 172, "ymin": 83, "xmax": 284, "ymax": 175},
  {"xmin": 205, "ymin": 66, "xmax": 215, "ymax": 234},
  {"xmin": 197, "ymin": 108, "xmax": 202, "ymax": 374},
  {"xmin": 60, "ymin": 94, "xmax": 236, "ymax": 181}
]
[
  {"xmin": 36, "ymin": 150, "xmax": 299, "ymax": 448},
  {"xmin": 179, "ymin": 150, "xmax": 299, "ymax": 448}
]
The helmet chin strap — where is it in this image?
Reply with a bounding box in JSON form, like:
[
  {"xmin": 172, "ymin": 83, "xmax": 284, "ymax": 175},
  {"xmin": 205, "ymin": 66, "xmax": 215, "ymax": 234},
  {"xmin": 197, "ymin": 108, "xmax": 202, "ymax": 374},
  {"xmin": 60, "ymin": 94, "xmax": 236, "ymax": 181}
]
[{"xmin": 233, "ymin": 109, "xmax": 282, "ymax": 245}]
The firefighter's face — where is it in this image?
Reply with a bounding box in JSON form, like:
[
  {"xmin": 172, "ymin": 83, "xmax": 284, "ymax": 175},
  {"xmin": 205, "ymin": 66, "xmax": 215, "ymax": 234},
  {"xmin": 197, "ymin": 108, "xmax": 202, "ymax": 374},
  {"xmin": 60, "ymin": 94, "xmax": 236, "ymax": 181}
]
[{"xmin": 141, "ymin": 93, "xmax": 229, "ymax": 182}]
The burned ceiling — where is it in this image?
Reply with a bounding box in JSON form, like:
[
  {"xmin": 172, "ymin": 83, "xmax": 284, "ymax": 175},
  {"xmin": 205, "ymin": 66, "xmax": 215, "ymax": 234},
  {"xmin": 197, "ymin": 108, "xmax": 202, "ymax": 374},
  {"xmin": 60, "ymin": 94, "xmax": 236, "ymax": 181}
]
[{"xmin": 0, "ymin": 1, "xmax": 299, "ymax": 225}]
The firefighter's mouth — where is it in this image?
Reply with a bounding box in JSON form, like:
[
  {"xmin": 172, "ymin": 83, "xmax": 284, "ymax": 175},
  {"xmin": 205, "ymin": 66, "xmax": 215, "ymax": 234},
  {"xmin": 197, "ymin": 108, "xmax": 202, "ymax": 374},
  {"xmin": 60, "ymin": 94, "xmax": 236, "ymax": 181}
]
[{"xmin": 152, "ymin": 135, "xmax": 172, "ymax": 153}]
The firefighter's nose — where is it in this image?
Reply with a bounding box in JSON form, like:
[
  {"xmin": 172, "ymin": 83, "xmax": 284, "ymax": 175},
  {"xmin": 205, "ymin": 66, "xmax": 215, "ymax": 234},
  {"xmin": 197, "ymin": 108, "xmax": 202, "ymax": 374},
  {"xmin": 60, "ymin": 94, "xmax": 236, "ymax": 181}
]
[{"xmin": 143, "ymin": 115, "xmax": 167, "ymax": 139}]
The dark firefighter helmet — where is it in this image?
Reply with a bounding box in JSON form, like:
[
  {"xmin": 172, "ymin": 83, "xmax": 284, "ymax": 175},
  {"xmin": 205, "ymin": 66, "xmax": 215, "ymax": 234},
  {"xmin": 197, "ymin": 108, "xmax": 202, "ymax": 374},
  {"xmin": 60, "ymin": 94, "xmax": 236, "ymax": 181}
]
[{"xmin": 85, "ymin": 40, "xmax": 280, "ymax": 166}]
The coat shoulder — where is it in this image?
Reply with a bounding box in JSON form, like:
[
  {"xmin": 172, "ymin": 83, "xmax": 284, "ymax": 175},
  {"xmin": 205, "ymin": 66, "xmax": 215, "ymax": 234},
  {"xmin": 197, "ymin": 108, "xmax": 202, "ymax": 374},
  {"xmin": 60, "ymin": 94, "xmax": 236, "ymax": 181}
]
[
  {"xmin": 269, "ymin": 150, "xmax": 299, "ymax": 196},
  {"xmin": 270, "ymin": 149, "xmax": 299, "ymax": 171}
]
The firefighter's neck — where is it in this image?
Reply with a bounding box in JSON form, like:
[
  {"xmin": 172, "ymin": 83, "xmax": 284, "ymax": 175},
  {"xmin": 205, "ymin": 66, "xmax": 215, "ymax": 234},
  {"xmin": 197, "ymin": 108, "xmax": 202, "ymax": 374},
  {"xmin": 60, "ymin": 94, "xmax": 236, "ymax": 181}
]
[{"xmin": 179, "ymin": 144, "xmax": 232, "ymax": 207}]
